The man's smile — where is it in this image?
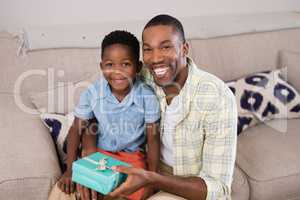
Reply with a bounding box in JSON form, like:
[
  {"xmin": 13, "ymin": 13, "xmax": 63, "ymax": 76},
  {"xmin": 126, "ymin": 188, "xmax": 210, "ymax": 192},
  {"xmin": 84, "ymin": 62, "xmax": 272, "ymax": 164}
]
[{"xmin": 153, "ymin": 67, "xmax": 169, "ymax": 78}]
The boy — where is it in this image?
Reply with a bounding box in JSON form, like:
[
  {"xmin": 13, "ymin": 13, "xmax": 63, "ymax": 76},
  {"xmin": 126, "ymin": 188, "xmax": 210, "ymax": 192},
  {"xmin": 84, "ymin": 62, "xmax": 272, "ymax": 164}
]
[{"xmin": 51, "ymin": 30, "xmax": 160, "ymax": 200}]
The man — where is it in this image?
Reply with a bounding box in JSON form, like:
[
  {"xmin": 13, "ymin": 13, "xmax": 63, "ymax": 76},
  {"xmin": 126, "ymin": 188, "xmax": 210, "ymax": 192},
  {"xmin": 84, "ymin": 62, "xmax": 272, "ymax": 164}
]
[{"xmin": 109, "ymin": 14, "xmax": 237, "ymax": 200}]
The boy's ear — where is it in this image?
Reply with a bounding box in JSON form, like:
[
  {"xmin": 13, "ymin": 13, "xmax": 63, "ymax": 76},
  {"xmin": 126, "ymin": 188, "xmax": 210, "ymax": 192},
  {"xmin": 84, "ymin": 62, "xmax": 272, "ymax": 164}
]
[
  {"xmin": 99, "ymin": 62, "xmax": 103, "ymax": 69},
  {"xmin": 136, "ymin": 61, "xmax": 143, "ymax": 73}
]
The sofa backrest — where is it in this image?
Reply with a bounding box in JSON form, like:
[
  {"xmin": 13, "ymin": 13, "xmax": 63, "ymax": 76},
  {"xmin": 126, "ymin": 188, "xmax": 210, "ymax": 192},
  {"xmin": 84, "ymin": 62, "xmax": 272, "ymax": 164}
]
[
  {"xmin": 0, "ymin": 31, "xmax": 100, "ymax": 94},
  {"xmin": 1, "ymin": 28, "xmax": 300, "ymax": 95},
  {"xmin": 187, "ymin": 28, "xmax": 300, "ymax": 82}
]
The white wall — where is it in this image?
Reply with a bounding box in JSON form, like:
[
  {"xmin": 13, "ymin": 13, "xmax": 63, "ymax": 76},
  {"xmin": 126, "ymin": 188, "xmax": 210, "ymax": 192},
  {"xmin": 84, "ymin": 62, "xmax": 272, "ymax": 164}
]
[{"xmin": 1, "ymin": 0, "xmax": 300, "ymax": 31}]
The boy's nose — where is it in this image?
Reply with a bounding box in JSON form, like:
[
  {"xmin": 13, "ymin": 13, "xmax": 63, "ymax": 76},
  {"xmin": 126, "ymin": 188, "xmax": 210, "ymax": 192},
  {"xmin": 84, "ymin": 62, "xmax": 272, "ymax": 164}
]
[{"xmin": 111, "ymin": 68, "xmax": 126, "ymax": 76}]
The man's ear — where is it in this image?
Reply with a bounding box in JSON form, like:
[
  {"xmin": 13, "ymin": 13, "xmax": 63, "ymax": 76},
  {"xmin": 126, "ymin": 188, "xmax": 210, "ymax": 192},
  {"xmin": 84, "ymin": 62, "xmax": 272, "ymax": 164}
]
[
  {"xmin": 136, "ymin": 61, "xmax": 143, "ymax": 73},
  {"xmin": 182, "ymin": 42, "xmax": 189, "ymax": 57}
]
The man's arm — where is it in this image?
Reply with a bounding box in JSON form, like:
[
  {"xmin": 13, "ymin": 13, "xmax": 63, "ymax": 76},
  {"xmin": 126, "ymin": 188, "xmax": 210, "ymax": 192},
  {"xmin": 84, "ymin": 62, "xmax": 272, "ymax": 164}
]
[
  {"xmin": 197, "ymin": 83, "xmax": 237, "ymax": 199},
  {"xmin": 145, "ymin": 122, "xmax": 160, "ymax": 172},
  {"xmin": 149, "ymin": 172, "xmax": 207, "ymax": 200},
  {"xmin": 109, "ymin": 166, "xmax": 207, "ymax": 200},
  {"xmin": 141, "ymin": 122, "xmax": 160, "ymax": 200},
  {"xmin": 109, "ymin": 121, "xmax": 208, "ymax": 200}
]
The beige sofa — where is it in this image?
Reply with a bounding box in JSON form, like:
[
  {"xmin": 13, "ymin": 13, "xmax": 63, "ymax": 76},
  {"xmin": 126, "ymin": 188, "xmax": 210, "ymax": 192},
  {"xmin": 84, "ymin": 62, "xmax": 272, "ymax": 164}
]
[{"xmin": 1, "ymin": 27, "xmax": 300, "ymax": 200}]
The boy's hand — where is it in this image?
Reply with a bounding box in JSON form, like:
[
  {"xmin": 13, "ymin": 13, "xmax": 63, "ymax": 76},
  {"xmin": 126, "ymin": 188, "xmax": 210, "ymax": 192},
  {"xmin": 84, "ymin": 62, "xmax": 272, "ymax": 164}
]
[
  {"xmin": 57, "ymin": 170, "xmax": 75, "ymax": 194},
  {"xmin": 76, "ymin": 184, "xmax": 104, "ymax": 200}
]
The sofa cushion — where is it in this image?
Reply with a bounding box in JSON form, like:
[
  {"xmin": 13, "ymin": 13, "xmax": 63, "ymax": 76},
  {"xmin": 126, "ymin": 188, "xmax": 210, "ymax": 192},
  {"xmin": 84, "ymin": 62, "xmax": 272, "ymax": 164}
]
[
  {"xmin": 236, "ymin": 119, "xmax": 300, "ymax": 199},
  {"xmin": 279, "ymin": 50, "xmax": 300, "ymax": 92},
  {"xmin": 227, "ymin": 69, "xmax": 300, "ymax": 134},
  {"xmin": 0, "ymin": 177, "xmax": 54, "ymax": 200},
  {"xmin": 231, "ymin": 165, "xmax": 249, "ymax": 200}
]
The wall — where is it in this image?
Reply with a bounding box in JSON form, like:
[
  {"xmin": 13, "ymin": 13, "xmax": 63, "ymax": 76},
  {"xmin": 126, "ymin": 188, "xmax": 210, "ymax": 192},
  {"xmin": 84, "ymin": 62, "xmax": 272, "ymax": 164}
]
[{"xmin": 1, "ymin": 0, "xmax": 300, "ymax": 31}]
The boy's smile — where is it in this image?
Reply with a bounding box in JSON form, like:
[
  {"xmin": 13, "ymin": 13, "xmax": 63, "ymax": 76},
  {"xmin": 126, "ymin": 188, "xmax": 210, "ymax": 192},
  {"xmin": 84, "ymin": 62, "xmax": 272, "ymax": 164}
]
[{"xmin": 100, "ymin": 44, "xmax": 139, "ymax": 101}]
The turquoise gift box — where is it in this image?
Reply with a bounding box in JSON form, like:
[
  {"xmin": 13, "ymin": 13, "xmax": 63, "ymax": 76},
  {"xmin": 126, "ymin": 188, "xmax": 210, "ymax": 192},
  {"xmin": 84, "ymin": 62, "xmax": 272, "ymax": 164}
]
[{"xmin": 72, "ymin": 152, "xmax": 130, "ymax": 195}]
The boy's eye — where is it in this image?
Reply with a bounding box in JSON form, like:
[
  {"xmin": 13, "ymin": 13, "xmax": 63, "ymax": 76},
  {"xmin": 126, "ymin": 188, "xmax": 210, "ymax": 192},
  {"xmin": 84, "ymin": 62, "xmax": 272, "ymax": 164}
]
[
  {"xmin": 105, "ymin": 63, "xmax": 113, "ymax": 67},
  {"xmin": 122, "ymin": 62, "xmax": 131, "ymax": 67}
]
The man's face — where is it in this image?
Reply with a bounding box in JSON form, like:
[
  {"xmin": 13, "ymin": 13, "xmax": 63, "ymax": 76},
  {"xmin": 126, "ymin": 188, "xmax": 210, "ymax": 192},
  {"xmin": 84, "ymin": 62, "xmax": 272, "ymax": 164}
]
[{"xmin": 142, "ymin": 25, "xmax": 188, "ymax": 87}]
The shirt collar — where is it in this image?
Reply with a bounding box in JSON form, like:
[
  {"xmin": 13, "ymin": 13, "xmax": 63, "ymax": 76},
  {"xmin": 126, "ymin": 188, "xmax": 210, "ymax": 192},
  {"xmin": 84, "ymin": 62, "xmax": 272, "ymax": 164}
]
[{"xmin": 99, "ymin": 77, "xmax": 143, "ymax": 108}]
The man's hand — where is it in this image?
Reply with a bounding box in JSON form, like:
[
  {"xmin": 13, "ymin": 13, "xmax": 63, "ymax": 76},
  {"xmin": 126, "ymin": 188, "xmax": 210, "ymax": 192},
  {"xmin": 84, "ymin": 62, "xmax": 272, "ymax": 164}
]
[
  {"xmin": 57, "ymin": 170, "xmax": 75, "ymax": 194},
  {"xmin": 108, "ymin": 166, "xmax": 153, "ymax": 199}
]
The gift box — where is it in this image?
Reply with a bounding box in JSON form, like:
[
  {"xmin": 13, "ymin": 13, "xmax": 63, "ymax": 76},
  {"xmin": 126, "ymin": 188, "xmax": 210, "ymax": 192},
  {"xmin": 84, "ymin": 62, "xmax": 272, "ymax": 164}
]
[{"xmin": 72, "ymin": 152, "xmax": 130, "ymax": 195}]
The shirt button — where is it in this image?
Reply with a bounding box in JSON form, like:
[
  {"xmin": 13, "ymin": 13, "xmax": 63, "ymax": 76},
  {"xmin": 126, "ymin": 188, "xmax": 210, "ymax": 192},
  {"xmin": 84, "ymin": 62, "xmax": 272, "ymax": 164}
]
[{"xmin": 111, "ymin": 139, "xmax": 117, "ymax": 147}]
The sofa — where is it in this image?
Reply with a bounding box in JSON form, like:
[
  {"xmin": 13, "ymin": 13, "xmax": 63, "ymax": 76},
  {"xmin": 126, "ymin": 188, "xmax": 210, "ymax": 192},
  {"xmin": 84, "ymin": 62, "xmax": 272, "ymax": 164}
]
[{"xmin": 1, "ymin": 25, "xmax": 300, "ymax": 200}]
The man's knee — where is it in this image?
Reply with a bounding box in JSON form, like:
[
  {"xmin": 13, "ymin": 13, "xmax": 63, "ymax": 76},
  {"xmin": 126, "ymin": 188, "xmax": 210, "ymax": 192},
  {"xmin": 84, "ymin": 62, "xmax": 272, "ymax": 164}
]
[{"xmin": 147, "ymin": 191, "xmax": 186, "ymax": 200}]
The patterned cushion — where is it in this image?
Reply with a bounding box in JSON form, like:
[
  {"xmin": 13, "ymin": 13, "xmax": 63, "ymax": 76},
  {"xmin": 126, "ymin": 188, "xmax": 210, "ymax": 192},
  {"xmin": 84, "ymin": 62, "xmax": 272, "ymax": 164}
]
[
  {"xmin": 40, "ymin": 113, "xmax": 74, "ymax": 171},
  {"xmin": 279, "ymin": 50, "xmax": 300, "ymax": 92},
  {"xmin": 227, "ymin": 69, "xmax": 300, "ymax": 134}
]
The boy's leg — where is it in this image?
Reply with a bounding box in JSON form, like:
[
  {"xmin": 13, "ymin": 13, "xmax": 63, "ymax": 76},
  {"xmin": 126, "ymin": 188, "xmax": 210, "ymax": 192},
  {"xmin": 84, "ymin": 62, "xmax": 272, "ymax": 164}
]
[
  {"xmin": 97, "ymin": 149, "xmax": 146, "ymax": 200},
  {"xmin": 48, "ymin": 183, "xmax": 76, "ymax": 200}
]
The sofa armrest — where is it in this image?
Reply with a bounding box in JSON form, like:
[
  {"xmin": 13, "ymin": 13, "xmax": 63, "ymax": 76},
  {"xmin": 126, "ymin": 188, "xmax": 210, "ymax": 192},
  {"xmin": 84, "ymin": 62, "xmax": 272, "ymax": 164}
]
[{"xmin": 0, "ymin": 94, "xmax": 61, "ymax": 199}]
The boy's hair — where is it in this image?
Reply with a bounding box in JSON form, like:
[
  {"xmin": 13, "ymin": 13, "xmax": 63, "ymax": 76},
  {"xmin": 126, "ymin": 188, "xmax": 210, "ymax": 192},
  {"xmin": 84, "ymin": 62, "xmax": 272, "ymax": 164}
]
[
  {"xmin": 101, "ymin": 30, "xmax": 140, "ymax": 64},
  {"xmin": 143, "ymin": 14, "xmax": 186, "ymax": 42}
]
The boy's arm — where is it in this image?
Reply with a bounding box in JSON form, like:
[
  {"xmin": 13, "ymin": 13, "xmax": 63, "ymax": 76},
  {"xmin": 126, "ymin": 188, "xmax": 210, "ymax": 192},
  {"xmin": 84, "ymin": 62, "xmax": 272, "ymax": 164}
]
[
  {"xmin": 66, "ymin": 117, "xmax": 87, "ymax": 170},
  {"xmin": 81, "ymin": 118, "xmax": 98, "ymax": 156},
  {"xmin": 77, "ymin": 118, "xmax": 103, "ymax": 200},
  {"xmin": 58, "ymin": 117, "xmax": 89, "ymax": 194}
]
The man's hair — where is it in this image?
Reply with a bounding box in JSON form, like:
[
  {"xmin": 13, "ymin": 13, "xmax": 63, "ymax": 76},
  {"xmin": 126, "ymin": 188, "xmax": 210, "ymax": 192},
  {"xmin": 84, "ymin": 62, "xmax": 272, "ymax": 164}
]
[
  {"xmin": 101, "ymin": 30, "xmax": 140, "ymax": 64},
  {"xmin": 143, "ymin": 14, "xmax": 186, "ymax": 42}
]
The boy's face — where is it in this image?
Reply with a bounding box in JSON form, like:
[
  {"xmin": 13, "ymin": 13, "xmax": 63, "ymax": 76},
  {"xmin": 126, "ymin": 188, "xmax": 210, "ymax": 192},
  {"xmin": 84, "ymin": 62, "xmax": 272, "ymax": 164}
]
[
  {"xmin": 142, "ymin": 25, "xmax": 188, "ymax": 87},
  {"xmin": 100, "ymin": 44, "xmax": 139, "ymax": 94}
]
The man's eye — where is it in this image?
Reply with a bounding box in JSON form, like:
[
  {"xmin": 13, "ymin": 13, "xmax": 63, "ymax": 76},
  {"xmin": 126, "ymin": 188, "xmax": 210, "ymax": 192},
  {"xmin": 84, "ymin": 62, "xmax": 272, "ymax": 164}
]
[
  {"xmin": 162, "ymin": 46, "xmax": 171, "ymax": 50},
  {"xmin": 143, "ymin": 48, "xmax": 151, "ymax": 52}
]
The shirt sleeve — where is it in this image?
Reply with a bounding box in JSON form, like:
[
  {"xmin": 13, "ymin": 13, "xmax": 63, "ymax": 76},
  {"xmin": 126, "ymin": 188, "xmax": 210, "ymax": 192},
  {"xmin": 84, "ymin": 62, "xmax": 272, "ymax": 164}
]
[
  {"xmin": 74, "ymin": 88, "xmax": 95, "ymax": 120},
  {"xmin": 199, "ymin": 83, "xmax": 237, "ymax": 200},
  {"xmin": 143, "ymin": 87, "xmax": 161, "ymax": 123}
]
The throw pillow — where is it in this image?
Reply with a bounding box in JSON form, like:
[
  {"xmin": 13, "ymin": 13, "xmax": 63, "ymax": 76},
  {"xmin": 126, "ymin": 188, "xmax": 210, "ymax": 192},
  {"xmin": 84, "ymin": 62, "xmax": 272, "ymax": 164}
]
[
  {"xmin": 227, "ymin": 69, "xmax": 300, "ymax": 135},
  {"xmin": 279, "ymin": 50, "xmax": 300, "ymax": 92},
  {"xmin": 40, "ymin": 112, "xmax": 74, "ymax": 171},
  {"xmin": 30, "ymin": 74, "xmax": 100, "ymax": 114}
]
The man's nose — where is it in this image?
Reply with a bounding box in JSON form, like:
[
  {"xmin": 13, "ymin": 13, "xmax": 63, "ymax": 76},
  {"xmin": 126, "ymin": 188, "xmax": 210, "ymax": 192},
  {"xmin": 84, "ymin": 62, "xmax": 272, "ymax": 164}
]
[{"xmin": 151, "ymin": 49, "xmax": 164, "ymax": 64}]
